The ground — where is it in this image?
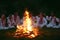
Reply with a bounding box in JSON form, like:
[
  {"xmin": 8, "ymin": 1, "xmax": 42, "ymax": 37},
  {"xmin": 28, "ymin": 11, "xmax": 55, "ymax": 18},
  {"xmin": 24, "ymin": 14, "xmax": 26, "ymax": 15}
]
[{"xmin": 0, "ymin": 27, "xmax": 60, "ymax": 40}]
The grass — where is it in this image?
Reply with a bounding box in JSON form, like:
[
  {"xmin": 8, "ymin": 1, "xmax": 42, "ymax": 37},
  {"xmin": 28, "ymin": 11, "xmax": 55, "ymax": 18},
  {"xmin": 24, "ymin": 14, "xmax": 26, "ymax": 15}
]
[{"xmin": 0, "ymin": 27, "xmax": 60, "ymax": 40}]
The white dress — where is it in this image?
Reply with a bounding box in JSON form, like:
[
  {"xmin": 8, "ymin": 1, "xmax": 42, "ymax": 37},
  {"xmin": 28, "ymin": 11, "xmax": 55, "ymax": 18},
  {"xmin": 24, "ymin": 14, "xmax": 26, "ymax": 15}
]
[
  {"xmin": 35, "ymin": 16, "xmax": 40, "ymax": 27},
  {"xmin": 47, "ymin": 17, "xmax": 59, "ymax": 28},
  {"xmin": 53, "ymin": 18, "xmax": 60, "ymax": 28},
  {"xmin": 0, "ymin": 18, "xmax": 8, "ymax": 30},
  {"xmin": 39, "ymin": 17, "xmax": 47, "ymax": 28},
  {"xmin": 0, "ymin": 18, "xmax": 3, "ymax": 30},
  {"xmin": 15, "ymin": 16, "xmax": 20, "ymax": 25},
  {"xmin": 46, "ymin": 16, "xmax": 52, "ymax": 21},
  {"xmin": 7, "ymin": 17, "xmax": 15, "ymax": 29}
]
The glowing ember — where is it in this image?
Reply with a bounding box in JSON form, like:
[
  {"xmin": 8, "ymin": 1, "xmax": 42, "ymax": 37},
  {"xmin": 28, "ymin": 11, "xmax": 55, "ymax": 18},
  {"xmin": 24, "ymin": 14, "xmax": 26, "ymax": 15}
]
[{"xmin": 14, "ymin": 10, "xmax": 39, "ymax": 38}]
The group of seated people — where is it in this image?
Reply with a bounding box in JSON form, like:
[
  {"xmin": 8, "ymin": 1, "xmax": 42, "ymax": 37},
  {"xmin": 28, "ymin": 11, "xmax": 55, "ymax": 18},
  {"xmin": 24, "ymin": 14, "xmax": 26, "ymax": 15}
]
[
  {"xmin": 32, "ymin": 12, "xmax": 60, "ymax": 28},
  {"xmin": 0, "ymin": 11, "xmax": 60, "ymax": 30}
]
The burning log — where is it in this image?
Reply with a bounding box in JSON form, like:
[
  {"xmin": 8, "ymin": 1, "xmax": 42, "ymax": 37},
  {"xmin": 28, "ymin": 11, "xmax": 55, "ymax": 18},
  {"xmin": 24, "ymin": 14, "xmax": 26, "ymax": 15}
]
[{"xmin": 13, "ymin": 10, "xmax": 40, "ymax": 38}]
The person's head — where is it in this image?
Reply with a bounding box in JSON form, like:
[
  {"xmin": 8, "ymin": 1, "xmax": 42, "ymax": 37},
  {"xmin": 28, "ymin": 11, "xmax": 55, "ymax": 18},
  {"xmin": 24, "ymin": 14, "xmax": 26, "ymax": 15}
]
[
  {"xmin": 9, "ymin": 14, "xmax": 12, "ymax": 19},
  {"xmin": 14, "ymin": 12, "xmax": 18, "ymax": 16},
  {"xmin": 54, "ymin": 16, "xmax": 56, "ymax": 18},
  {"xmin": 1, "ymin": 14, "xmax": 5, "ymax": 18},
  {"xmin": 39, "ymin": 12, "xmax": 43, "ymax": 18},
  {"xmin": 43, "ymin": 13, "xmax": 46, "ymax": 17},
  {"xmin": 29, "ymin": 12, "xmax": 33, "ymax": 18},
  {"xmin": 59, "ymin": 18, "xmax": 60, "ymax": 23},
  {"xmin": 50, "ymin": 11, "xmax": 55, "ymax": 17}
]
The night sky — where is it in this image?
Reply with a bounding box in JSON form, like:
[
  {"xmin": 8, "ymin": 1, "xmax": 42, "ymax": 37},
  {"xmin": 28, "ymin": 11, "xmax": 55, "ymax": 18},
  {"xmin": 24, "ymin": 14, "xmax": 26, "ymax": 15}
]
[{"xmin": 0, "ymin": 0, "xmax": 60, "ymax": 17}]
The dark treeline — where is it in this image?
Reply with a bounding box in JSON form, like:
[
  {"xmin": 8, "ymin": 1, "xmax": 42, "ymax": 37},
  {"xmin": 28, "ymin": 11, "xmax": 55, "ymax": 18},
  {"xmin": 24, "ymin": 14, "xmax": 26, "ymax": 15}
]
[{"xmin": 0, "ymin": 0, "xmax": 60, "ymax": 17}]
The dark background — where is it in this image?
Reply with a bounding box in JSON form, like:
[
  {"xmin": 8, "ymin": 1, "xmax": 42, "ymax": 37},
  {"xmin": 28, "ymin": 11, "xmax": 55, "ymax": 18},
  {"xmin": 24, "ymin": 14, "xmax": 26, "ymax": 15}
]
[{"xmin": 0, "ymin": 0, "xmax": 60, "ymax": 17}]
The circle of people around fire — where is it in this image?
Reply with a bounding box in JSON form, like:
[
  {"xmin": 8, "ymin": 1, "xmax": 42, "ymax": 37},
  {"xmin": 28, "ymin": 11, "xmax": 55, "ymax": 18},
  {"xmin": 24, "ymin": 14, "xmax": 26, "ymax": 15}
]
[{"xmin": 0, "ymin": 11, "xmax": 60, "ymax": 30}]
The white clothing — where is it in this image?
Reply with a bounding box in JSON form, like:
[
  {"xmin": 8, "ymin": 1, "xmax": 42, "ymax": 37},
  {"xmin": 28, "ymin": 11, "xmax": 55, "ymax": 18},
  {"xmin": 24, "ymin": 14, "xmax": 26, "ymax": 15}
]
[
  {"xmin": 47, "ymin": 17, "xmax": 59, "ymax": 28},
  {"xmin": 46, "ymin": 16, "xmax": 52, "ymax": 21},
  {"xmin": 39, "ymin": 17, "xmax": 47, "ymax": 28},
  {"xmin": 7, "ymin": 17, "xmax": 15, "ymax": 29}
]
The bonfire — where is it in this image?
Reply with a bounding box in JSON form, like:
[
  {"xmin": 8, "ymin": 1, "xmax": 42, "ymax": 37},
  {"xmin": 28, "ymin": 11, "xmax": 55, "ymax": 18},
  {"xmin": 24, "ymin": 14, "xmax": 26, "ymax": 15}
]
[{"xmin": 14, "ymin": 10, "xmax": 40, "ymax": 38}]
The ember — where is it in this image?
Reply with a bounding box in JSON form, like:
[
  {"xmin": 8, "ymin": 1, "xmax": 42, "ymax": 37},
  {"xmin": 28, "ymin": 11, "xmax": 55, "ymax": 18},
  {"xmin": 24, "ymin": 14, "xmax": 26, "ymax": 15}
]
[{"xmin": 14, "ymin": 10, "xmax": 40, "ymax": 38}]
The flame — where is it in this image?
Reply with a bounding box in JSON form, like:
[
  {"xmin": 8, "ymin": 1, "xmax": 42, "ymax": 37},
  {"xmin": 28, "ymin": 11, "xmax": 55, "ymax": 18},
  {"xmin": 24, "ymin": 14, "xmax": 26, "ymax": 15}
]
[
  {"xmin": 14, "ymin": 10, "xmax": 39, "ymax": 38},
  {"xmin": 24, "ymin": 10, "xmax": 32, "ymax": 31}
]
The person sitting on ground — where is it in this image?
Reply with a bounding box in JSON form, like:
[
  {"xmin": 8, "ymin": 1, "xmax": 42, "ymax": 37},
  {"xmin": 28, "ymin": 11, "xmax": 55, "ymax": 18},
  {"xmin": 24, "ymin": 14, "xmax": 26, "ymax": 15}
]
[
  {"xmin": 38, "ymin": 12, "xmax": 47, "ymax": 28},
  {"xmin": 47, "ymin": 12, "xmax": 59, "ymax": 28}
]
